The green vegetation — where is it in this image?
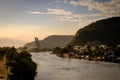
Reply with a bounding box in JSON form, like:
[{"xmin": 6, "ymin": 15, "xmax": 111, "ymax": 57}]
[
  {"xmin": 52, "ymin": 45, "xmax": 74, "ymax": 57},
  {"xmin": 0, "ymin": 47, "xmax": 37, "ymax": 80},
  {"xmin": 52, "ymin": 47, "xmax": 65, "ymax": 57}
]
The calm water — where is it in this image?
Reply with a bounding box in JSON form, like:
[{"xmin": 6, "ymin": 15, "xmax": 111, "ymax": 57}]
[{"xmin": 31, "ymin": 52, "xmax": 120, "ymax": 80}]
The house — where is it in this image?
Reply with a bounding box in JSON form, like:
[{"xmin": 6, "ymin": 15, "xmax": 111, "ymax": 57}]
[{"xmin": 104, "ymin": 51, "xmax": 115, "ymax": 61}]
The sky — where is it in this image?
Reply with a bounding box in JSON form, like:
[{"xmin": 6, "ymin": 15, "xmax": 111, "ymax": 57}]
[{"xmin": 0, "ymin": 0, "xmax": 120, "ymax": 42}]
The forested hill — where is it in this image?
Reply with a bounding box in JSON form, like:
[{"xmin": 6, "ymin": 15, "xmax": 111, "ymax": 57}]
[
  {"xmin": 24, "ymin": 35, "xmax": 74, "ymax": 49},
  {"xmin": 70, "ymin": 17, "xmax": 120, "ymax": 46}
]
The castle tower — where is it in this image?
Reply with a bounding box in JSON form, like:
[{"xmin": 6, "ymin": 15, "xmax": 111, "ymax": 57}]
[{"xmin": 34, "ymin": 37, "xmax": 41, "ymax": 50}]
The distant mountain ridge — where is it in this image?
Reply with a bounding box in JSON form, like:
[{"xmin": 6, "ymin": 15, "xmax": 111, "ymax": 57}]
[
  {"xmin": 24, "ymin": 35, "xmax": 74, "ymax": 49},
  {"xmin": 70, "ymin": 17, "xmax": 120, "ymax": 46}
]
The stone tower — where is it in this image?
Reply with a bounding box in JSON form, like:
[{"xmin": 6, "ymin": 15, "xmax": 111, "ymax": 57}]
[{"xmin": 34, "ymin": 37, "xmax": 41, "ymax": 50}]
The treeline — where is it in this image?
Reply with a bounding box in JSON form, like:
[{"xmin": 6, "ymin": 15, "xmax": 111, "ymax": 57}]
[
  {"xmin": 0, "ymin": 47, "xmax": 37, "ymax": 80},
  {"xmin": 52, "ymin": 45, "xmax": 74, "ymax": 57}
]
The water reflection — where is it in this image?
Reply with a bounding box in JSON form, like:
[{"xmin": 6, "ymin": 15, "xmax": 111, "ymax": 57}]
[{"xmin": 31, "ymin": 52, "xmax": 120, "ymax": 80}]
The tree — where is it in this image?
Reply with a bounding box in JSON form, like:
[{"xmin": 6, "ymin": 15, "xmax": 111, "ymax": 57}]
[
  {"xmin": 0, "ymin": 47, "xmax": 37, "ymax": 80},
  {"xmin": 52, "ymin": 47, "xmax": 62, "ymax": 54}
]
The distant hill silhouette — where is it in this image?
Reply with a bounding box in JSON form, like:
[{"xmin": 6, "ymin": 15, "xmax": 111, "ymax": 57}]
[
  {"xmin": 24, "ymin": 35, "xmax": 74, "ymax": 50},
  {"xmin": 70, "ymin": 17, "xmax": 120, "ymax": 46}
]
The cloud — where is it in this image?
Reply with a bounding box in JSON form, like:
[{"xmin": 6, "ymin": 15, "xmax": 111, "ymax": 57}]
[
  {"xmin": 57, "ymin": 15, "xmax": 73, "ymax": 21},
  {"xmin": 29, "ymin": 12, "xmax": 46, "ymax": 15},
  {"xmin": 29, "ymin": 0, "xmax": 120, "ymax": 28},
  {"xmin": 29, "ymin": 8, "xmax": 72, "ymax": 16},
  {"xmin": 47, "ymin": 8, "xmax": 72, "ymax": 15},
  {"xmin": 48, "ymin": 0, "xmax": 120, "ymax": 28},
  {"xmin": 70, "ymin": 0, "xmax": 120, "ymax": 17},
  {"xmin": 29, "ymin": 8, "xmax": 101, "ymax": 28},
  {"xmin": 29, "ymin": 8, "xmax": 74, "ymax": 22},
  {"xmin": 52, "ymin": 0, "xmax": 68, "ymax": 3}
]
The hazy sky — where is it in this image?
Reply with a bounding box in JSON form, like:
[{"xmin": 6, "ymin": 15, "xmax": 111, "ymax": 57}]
[{"xmin": 0, "ymin": 0, "xmax": 120, "ymax": 42}]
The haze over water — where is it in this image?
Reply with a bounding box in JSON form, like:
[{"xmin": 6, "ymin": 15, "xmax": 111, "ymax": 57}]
[{"xmin": 31, "ymin": 52, "xmax": 120, "ymax": 80}]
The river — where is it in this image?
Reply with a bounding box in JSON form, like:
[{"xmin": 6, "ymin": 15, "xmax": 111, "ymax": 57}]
[{"xmin": 31, "ymin": 52, "xmax": 120, "ymax": 80}]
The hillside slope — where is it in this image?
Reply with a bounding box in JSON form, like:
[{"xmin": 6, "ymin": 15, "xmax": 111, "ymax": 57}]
[
  {"xmin": 70, "ymin": 17, "xmax": 120, "ymax": 46},
  {"xmin": 24, "ymin": 35, "xmax": 74, "ymax": 49}
]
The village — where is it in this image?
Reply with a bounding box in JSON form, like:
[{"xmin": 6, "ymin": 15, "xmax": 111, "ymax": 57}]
[{"xmin": 52, "ymin": 44, "xmax": 120, "ymax": 63}]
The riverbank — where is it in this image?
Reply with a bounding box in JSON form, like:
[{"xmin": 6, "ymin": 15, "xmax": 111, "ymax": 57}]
[{"xmin": 52, "ymin": 45, "xmax": 120, "ymax": 63}]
